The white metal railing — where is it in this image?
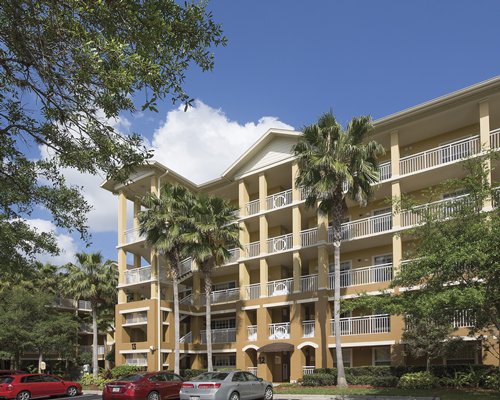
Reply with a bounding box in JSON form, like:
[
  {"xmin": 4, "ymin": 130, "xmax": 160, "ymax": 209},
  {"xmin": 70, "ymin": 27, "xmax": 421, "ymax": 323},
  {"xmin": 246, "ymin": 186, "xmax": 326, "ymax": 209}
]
[
  {"xmin": 245, "ymin": 241, "xmax": 260, "ymax": 258},
  {"xmin": 179, "ymin": 293, "xmax": 193, "ymax": 305},
  {"xmin": 331, "ymin": 314, "xmax": 390, "ymax": 336},
  {"xmin": 328, "ymin": 263, "xmax": 393, "ymax": 289},
  {"xmin": 267, "ymin": 278, "xmax": 293, "ymax": 296},
  {"xmin": 301, "ymin": 274, "xmax": 318, "ymax": 292},
  {"xmin": 79, "ymin": 345, "xmax": 106, "ymax": 355},
  {"xmin": 78, "ymin": 300, "xmax": 91, "ymax": 310},
  {"xmin": 244, "ymin": 283, "xmax": 261, "ymax": 300},
  {"xmin": 225, "ymin": 248, "xmax": 240, "ymax": 264},
  {"xmin": 329, "ymin": 213, "xmax": 392, "ymax": 241},
  {"xmin": 123, "ymin": 227, "xmax": 145, "ymax": 244},
  {"xmin": 378, "ymin": 161, "xmax": 392, "ymax": 182},
  {"xmin": 201, "ymin": 288, "xmax": 240, "ymax": 305},
  {"xmin": 300, "ymin": 227, "xmax": 318, "ymax": 247},
  {"xmin": 124, "ymin": 356, "xmax": 148, "ymax": 366},
  {"xmin": 124, "ymin": 312, "xmax": 148, "ymax": 325},
  {"xmin": 200, "ymin": 328, "xmax": 236, "ymax": 343},
  {"xmin": 490, "ymin": 128, "xmax": 500, "ymax": 149},
  {"xmin": 245, "ymin": 199, "xmax": 260, "ymax": 216},
  {"xmin": 267, "ymin": 233, "xmax": 293, "ymax": 254},
  {"xmin": 400, "ymin": 135, "xmax": 480, "ymax": 176},
  {"xmin": 248, "ymin": 367, "xmax": 258, "ymax": 375},
  {"xmin": 300, "ymin": 187, "xmax": 310, "ymax": 200},
  {"xmin": 303, "ymin": 366, "xmax": 315, "ymax": 375},
  {"xmin": 453, "ymin": 310, "xmax": 475, "ymax": 328},
  {"xmin": 247, "ymin": 325, "xmax": 257, "ymax": 341},
  {"xmin": 302, "ymin": 320, "xmax": 315, "ymax": 338},
  {"xmin": 124, "ymin": 266, "xmax": 152, "ymax": 285},
  {"xmin": 401, "ymin": 194, "xmax": 470, "ymax": 227},
  {"xmin": 266, "ymin": 189, "xmax": 293, "ymax": 210},
  {"xmin": 53, "ymin": 297, "xmax": 75, "ymax": 308},
  {"xmin": 179, "ymin": 332, "xmax": 192, "ymax": 343},
  {"xmin": 269, "ymin": 322, "xmax": 291, "ymax": 340},
  {"xmin": 179, "ymin": 258, "xmax": 193, "ymax": 276}
]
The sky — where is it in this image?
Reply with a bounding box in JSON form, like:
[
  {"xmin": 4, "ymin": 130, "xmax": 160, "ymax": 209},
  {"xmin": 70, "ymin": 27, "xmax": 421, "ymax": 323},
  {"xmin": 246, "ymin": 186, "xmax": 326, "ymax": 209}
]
[{"xmin": 31, "ymin": 0, "xmax": 500, "ymax": 265}]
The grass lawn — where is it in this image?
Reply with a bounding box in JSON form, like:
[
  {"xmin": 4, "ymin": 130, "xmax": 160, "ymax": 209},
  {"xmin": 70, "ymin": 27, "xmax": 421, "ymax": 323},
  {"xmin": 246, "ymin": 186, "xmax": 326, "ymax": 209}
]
[{"xmin": 274, "ymin": 385, "xmax": 500, "ymax": 400}]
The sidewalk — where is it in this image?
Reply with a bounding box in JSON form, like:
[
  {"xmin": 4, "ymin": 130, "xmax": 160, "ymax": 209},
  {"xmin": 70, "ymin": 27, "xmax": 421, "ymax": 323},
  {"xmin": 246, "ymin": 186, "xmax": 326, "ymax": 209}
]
[{"xmin": 274, "ymin": 395, "xmax": 438, "ymax": 400}]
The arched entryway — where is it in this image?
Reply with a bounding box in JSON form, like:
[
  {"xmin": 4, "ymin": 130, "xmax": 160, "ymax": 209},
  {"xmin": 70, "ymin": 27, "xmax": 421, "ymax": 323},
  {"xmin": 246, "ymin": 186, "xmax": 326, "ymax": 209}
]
[
  {"xmin": 242, "ymin": 345, "xmax": 258, "ymax": 375},
  {"xmin": 297, "ymin": 342, "xmax": 318, "ymax": 377},
  {"xmin": 258, "ymin": 342, "xmax": 294, "ymax": 382}
]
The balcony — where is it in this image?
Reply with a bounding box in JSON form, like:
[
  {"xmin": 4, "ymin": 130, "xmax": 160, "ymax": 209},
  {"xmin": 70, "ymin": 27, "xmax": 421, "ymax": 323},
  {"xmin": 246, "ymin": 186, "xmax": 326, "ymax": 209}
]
[
  {"xmin": 302, "ymin": 320, "xmax": 315, "ymax": 338},
  {"xmin": 269, "ymin": 322, "xmax": 290, "ymax": 340},
  {"xmin": 53, "ymin": 297, "xmax": 76, "ymax": 309},
  {"xmin": 329, "ymin": 213, "xmax": 392, "ymax": 242},
  {"xmin": 405, "ymin": 310, "xmax": 475, "ymax": 330},
  {"xmin": 78, "ymin": 300, "xmax": 91, "ymax": 311},
  {"xmin": 303, "ymin": 366, "xmax": 315, "ymax": 376},
  {"xmin": 200, "ymin": 328, "xmax": 236, "ymax": 343},
  {"xmin": 247, "ymin": 325, "xmax": 257, "ymax": 341},
  {"xmin": 266, "ymin": 189, "xmax": 293, "ymax": 210},
  {"xmin": 267, "ymin": 233, "xmax": 293, "ymax": 254},
  {"xmin": 331, "ymin": 314, "xmax": 390, "ymax": 336},
  {"xmin": 243, "ymin": 283, "xmax": 261, "ymax": 300},
  {"xmin": 179, "ymin": 293, "xmax": 193, "ymax": 305},
  {"xmin": 378, "ymin": 161, "xmax": 392, "ymax": 182},
  {"xmin": 491, "ymin": 128, "xmax": 500, "ymax": 149},
  {"xmin": 123, "ymin": 227, "xmax": 145, "ymax": 245},
  {"xmin": 179, "ymin": 332, "xmax": 192, "ymax": 344},
  {"xmin": 123, "ymin": 313, "xmax": 148, "ymax": 326},
  {"xmin": 267, "ymin": 278, "xmax": 293, "ymax": 297},
  {"xmin": 245, "ymin": 241, "xmax": 260, "ymax": 258},
  {"xmin": 300, "ymin": 227, "xmax": 318, "ymax": 247},
  {"xmin": 124, "ymin": 266, "xmax": 152, "ymax": 285},
  {"xmin": 225, "ymin": 248, "xmax": 240, "ymax": 264},
  {"xmin": 201, "ymin": 288, "xmax": 240, "ymax": 305},
  {"xmin": 301, "ymin": 274, "xmax": 318, "ymax": 292},
  {"xmin": 124, "ymin": 356, "xmax": 148, "ymax": 366},
  {"xmin": 179, "ymin": 258, "xmax": 193, "ymax": 276},
  {"xmin": 79, "ymin": 345, "xmax": 106, "ymax": 355},
  {"xmin": 328, "ymin": 263, "xmax": 393, "ymax": 289},
  {"xmin": 245, "ymin": 200, "xmax": 260, "ymax": 216}
]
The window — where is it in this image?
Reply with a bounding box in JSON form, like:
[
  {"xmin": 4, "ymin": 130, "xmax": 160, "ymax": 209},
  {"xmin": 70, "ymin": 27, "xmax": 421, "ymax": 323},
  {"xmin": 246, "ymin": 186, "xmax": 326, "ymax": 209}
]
[
  {"xmin": 333, "ymin": 348, "xmax": 352, "ymax": 368},
  {"xmin": 232, "ymin": 372, "xmax": 246, "ymax": 382},
  {"xmin": 43, "ymin": 376, "xmax": 61, "ymax": 382},
  {"xmin": 22, "ymin": 375, "xmax": 43, "ymax": 383},
  {"xmin": 213, "ymin": 281, "xmax": 236, "ymax": 291},
  {"xmin": 213, "ymin": 354, "xmax": 236, "ymax": 368},
  {"xmin": 243, "ymin": 372, "xmax": 258, "ymax": 381},
  {"xmin": 211, "ymin": 318, "xmax": 236, "ymax": 330},
  {"xmin": 447, "ymin": 343, "xmax": 477, "ymax": 365},
  {"xmin": 373, "ymin": 346, "xmax": 391, "ymax": 366},
  {"xmin": 148, "ymin": 374, "xmax": 164, "ymax": 382}
]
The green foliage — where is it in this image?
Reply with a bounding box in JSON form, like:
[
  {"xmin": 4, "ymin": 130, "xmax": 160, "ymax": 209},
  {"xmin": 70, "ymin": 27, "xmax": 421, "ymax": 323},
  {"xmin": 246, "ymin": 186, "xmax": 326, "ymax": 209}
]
[
  {"xmin": 79, "ymin": 373, "xmax": 111, "ymax": 389},
  {"xmin": 78, "ymin": 352, "xmax": 93, "ymax": 366},
  {"xmin": 302, "ymin": 373, "xmax": 336, "ymax": 386},
  {"xmin": 0, "ymin": 0, "xmax": 226, "ymax": 276},
  {"xmin": 398, "ymin": 372, "xmax": 437, "ymax": 389},
  {"xmin": 111, "ymin": 365, "xmax": 142, "ymax": 379},
  {"xmin": 178, "ymin": 369, "xmax": 207, "ymax": 380}
]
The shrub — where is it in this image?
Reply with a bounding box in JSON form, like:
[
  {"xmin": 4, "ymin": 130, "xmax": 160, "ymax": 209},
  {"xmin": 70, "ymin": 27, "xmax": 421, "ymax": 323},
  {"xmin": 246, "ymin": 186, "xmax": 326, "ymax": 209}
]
[
  {"xmin": 79, "ymin": 373, "xmax": 111, "ymax": 389},
  {"xmin": 398, "ymin": 372, "xmax": 437, "ymax": 389},
  {"xmin": 302, "ymin": 373, "xmax": 336, "ymax": 387},
  {"xmin": 111, "ymin": 365, "xmax": 142, "ymax": 379},
  {"xmin": 179, "ymin": 369, "xmax": 207, "ymax": 380}
]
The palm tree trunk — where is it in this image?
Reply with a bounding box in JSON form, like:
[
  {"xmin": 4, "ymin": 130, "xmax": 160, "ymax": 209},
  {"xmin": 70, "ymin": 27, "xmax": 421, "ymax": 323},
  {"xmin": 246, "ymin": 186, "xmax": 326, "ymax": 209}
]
[
  {"xmin": 38, "ymin": 351, "xmax": 43, "ymax": 374},
  {"xmin": 204, "ymin": 269, "xmax": 213, "ymax": 372},
  {"xmin": 92, "ymin": 303, "xmax": 98, "ymax": 379},
  {"xmin": 172, "ymin": 266, "xmax": 180, "ymax": 375},
  {"xmin": 333, "ymin": 241, "xmax": 347, "ymax": 387}
]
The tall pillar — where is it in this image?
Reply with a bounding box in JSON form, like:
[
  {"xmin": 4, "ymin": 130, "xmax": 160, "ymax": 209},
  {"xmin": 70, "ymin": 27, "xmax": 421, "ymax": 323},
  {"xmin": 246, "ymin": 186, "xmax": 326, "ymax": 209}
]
[
  {"xmin": 239, "ymin": 262, "xmax": 250, "ymax": 299},
  {"xmin": 390, "ymin": 130, "xmax": 400, "ymax": 178},
  {"xmin": 133, "ymin": 199, "xmax": 141, "ymax": 267},
  {"xmin": 150, "ymin": 250, "xmax": 158, "ymax": 299},
  {"xmin": 390, "ymin": 130, "xmax": 403, "ymax": 279},
  {"xmin": 291, "ymin": 162, "xmax": 300, "ymax": 201},
  {"xmin": 292, "ymin": 252, "xmax": 302, "ymax": 293},
  {"xmin": 317, "ymin": 207, "xmax": 329, "ymax": 289},
  {"xmin": 239, "ymin": 180, "xmax": 250, "ymax": 217},
  {"xmin": 259, "ymin": 259, "xmax": 269, "ymax": 298},
  {"xmin": 257, "ymin": 307, "xmax": 272, "ymax": 381},
  {"xmin": 289, "ymin": 302, "xmax": 302, "ymax": 382},
  {"xmin": 117, "ymin": 191, "xmax": 127, "ymax": 304},
  {"xmin": 479, "ymin": 100, "xmax": 493, "ymax": 210},
  {"xmin": 259, "ymin": 173, "xmax": 268, "ymax": 212},
  {"xmin": 259, "ymin": 215, "xmax": 268, "ymax": 255},
  {"xmin": 192, "ymin": 270, "xmax": 201, "ymax": 308}
]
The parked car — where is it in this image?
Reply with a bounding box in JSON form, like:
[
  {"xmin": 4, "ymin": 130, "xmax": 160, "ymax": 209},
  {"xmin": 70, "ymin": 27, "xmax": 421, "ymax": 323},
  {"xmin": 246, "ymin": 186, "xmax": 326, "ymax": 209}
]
[
  {"xmin": 102, "ymin": 372, "xmax": 183, "ymax": 400},
  {"xmin": 0, "ymin": 373, "xmax": 82, "ymax": 400},
  {"xmin": 179, "ymin": 371, "xmax": 273, "ymax": 400},
  {"xmin": 0, "ymin": 373, "xmax": 24, "ymax": 377}
]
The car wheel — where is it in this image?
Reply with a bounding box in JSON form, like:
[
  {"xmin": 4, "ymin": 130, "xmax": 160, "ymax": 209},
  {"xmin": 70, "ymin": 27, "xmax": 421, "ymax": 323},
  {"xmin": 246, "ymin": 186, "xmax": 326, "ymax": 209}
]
[
  {"xmin": 66, "ymin": 386, "xmax": 78, "ymax": 397},
  {"xmin": 229, "ymin": 391, "xmax": 240, "ymax": 400},
  {"xmin": 16, "ymin": 391, "xmax": 30, "ymax": 400},
  {"xmin": 148, "ymin": 391, "xmax": 160, "ymax": 400},
  {"xmin": 264, "ymin": 386, "xmax": 273, "ymax": 400}
]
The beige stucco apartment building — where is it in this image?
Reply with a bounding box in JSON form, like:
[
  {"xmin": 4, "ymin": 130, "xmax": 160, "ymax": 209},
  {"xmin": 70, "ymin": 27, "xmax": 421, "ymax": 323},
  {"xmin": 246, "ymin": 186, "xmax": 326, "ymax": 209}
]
[{"xmin": 102, "ymin": 77, "xmax": 500, "ymax": 382}]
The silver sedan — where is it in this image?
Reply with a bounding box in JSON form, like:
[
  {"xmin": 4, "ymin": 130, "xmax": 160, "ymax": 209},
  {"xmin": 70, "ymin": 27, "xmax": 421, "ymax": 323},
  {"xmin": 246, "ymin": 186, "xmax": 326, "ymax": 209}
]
[{"xmin": 179, "ymin": 371, "xmax": 273, "ymax": 400}]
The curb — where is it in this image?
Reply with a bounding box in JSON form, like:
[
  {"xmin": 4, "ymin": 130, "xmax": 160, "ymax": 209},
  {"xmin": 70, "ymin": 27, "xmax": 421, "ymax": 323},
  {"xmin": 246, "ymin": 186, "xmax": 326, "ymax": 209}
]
[{"xmin": 274, "ymin": 395, "xmax": 438, "ymax": 400}]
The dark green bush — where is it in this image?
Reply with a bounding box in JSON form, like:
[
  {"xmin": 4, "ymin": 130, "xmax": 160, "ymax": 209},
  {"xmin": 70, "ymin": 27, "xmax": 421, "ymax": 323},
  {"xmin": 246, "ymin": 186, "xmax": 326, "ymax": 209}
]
[
  {"xmin": 111, "ymin": 365, "xmax": 143, "ymax": 379},
  {"xmin": 302, "ymin": 373, "xmax": 336, "ymax": 386},
  {"xmin": 398, "ymin": 372, "xmax": 437, "ymax": 389},
  {"xmin": 179, "ymin": 369, "xmax": 207, "ymax": 380}
]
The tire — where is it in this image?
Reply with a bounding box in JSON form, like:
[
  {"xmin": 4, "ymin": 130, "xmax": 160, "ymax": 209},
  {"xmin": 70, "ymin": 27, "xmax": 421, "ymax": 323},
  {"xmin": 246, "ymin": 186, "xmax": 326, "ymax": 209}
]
[
  {"xmin": 229, "ymin": 391, "xmax": 240, "ymax": 400},
  {"xmin": 16, "ymin": 391, "xmax": 30, "ymax": 400},
  {"xmin": 66, "ymin": 386, "xmax": 78, "ymax": 397},
  {"xmin": 148, "ymin": 391, "xmax": 160, "ymax": 400},
  {"xmin": 264, "ymin": 386, "xmax": 273, "ymax": 400}
]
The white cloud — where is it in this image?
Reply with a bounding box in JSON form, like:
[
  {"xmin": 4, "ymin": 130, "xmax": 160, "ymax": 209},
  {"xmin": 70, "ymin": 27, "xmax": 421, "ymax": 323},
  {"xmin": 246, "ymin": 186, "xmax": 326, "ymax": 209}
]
[
  {"xmin": 151, "ymin": 100, "xmax": 294, "ymax": 184},
  {"xmin": 26, "ymin": 218, "xmax": 78, "ymax": 265}
]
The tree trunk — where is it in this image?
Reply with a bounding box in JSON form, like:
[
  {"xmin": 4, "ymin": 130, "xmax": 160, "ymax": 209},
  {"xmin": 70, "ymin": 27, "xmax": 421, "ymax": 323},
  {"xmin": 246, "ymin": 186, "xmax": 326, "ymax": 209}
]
[
  {"xmin": 172, "ymin": 266, "xmax": 180, "ymax": 375},
  {"xmin": 38, "ymin": 351, "xmax": 43, "ymax": 374},
  {"xmin": 426, "ymin": 356, "xmax": 431, "ymax": 372},
  {"xmin": 92, "ymin": 303, "xmax": 98, "ymax": 379},
  {"xmin": 204, "ymin": 267, "xmax": 213, "ymax": 372}
]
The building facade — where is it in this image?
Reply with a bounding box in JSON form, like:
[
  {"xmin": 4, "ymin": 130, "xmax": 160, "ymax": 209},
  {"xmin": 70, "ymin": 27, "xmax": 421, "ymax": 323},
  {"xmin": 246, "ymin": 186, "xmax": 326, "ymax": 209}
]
[{"xmin": 102, "ymin": 77, "xmax": 500, "ymax": 382}]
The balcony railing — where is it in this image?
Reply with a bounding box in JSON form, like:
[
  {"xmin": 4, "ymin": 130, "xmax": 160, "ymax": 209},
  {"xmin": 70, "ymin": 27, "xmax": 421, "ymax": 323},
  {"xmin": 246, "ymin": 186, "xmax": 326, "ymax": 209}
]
[
  {"xmin": 201, "ymin": 288, "xmax": 240, "ymax": 305},
  {"xmin": 266, "ymin": 189, "xmax": 292, "ymax": 210},
  {"xmin": 303, "ymin": 366, "xmax": 315, "ymax": 375},
  {"xmin": 124, "ymin": 313, "xmax": 148, "ymax": 325},
  {"xmin": 328, "ymin": 263, "xmax": 393, "ymax": 289},
  {"xmin": 125, "ymin": 356, "xmax": 148, "ymax": 366},
  {"xmin": 300, "ymin": 227, "xmax": 318, "ymax": 247},
  {"xmin": 123, "ymin": 227, "xmax": 145, "ymax": 245},
  {"xmin": 200, "ymin": 328, "xmax": 236, "ymax": 343},
  {"xmin": 269, "ymin": 322, "xmax": 290, "ymax": 340},
  {"xmin": 378, "ymin": 161, "xmax": 392, "ymax": 182},
  {"xmin": 53, "ymin": 297, "xmax": 76, "ymax": 308},
  {"xmin": 124, "ymin": 266, "xmax": 152, "ymax": 285},
  {"xmin": 244, "ymin": 283, "xmax": 261, "ymax": 300},
  {"xmin": 78, "ymin": 300, "xmax": 91, "ymax": 310},
  {"xmin": 331, "ymin": 314, "xmax": 390, "ymax": 336},
  {"xmin": 491, "ymin": 128, "xmax": 500, "ymax": 149},
  {"xmin": 267, "ymin": 233, "xmax": 293, "ymax": 254},
  {"xmin": 245, "ymin": 199, "xmax": 260, "ymax": 216},
  {"xmin": 267, "ymin": 278, "xmax": 293, "ymax": 297},
  {"xmin": 79, "ymin": 345, "xmax": 106, "ymax": 355},
  {"xmin": 248, "ymin": 367, "xmax": 258, "ymax": 375},
  {"xmin": 301, "ymin": 274, "xmax": 318, "ymax": 292},
  {"xmin": 302, "ymin": 320, "xmax": 315, "ymax": 338},
  {"xmin": 453, "ymin": 310, "xmax": 475, "ymax": 328},
  {"xmin": 329, "ymin": 213, "xmax": 392, "ymax": 242},
  {"xmin": 179, "ymin": 258, "xmax": 193, "ymax": 276},
  {"xmin": 179, "ymin": 332, "xmax": 192, "ymax": 344},
  {"xmin": 400, "ymin": 135, "xmax": 481, "ymax": 176},
  {"xmin": 247, "ymin": 325, "xmax": 257, "ymax": 341},
  {"xmin": 245, "ymin": 241, "xmax": 260, "ymax": 258},
  {"xmin": 225, "ymin": 248, "xmax": 240, "ymax": 264}
]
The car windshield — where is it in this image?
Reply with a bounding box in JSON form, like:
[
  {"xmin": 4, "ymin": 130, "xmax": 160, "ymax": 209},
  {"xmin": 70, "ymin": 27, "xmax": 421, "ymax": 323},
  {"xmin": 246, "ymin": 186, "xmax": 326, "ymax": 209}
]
[
  {"xmin": 192, "ymin": 372, "xmax": 228, "ymax": 381},
  {"xmin": 116, "ymin": 374, "xmax": 144, "ymax": 382},
  {"xmin": 0, "ymin": 377, "xmax": 13, "ymax": 383}
]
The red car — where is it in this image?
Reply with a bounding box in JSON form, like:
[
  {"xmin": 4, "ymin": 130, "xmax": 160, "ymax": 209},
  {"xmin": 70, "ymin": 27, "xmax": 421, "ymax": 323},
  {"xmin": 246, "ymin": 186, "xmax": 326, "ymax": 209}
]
[
  {"xmin": 0, "ymin": 374, "xmax": 82, "ymax": 400},
  {"xmin": 0, "ymin": 373, "xmax": 24, "ymax": 377},
  {"xmin": 103, "ymin": 372, "xmax": 183, "ymax": 400}
]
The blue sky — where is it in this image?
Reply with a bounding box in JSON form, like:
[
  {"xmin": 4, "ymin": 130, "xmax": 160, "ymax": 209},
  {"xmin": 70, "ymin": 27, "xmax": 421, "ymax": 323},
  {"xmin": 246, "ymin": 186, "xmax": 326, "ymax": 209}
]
[{"xmin": 33, "ymin": 0, "xmax": 500, "ymax": 265}]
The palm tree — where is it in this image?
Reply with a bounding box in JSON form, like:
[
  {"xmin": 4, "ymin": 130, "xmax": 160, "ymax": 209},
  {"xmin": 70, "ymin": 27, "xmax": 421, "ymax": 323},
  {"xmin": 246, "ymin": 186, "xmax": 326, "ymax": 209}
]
[
  {"xmin": 64, "ymin": 252, "xmax": 118, "ymax": 378},
  {"xmin": 139, "ymin": 183, "xmax": 195, "ymax": 375},
  {"xmin": 293, "ymin": 111, "xmax": 384, "ymax": 387},
  {"xmin": 188, "ymin": 194, "xmax": 240, "ymax": 371}
]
